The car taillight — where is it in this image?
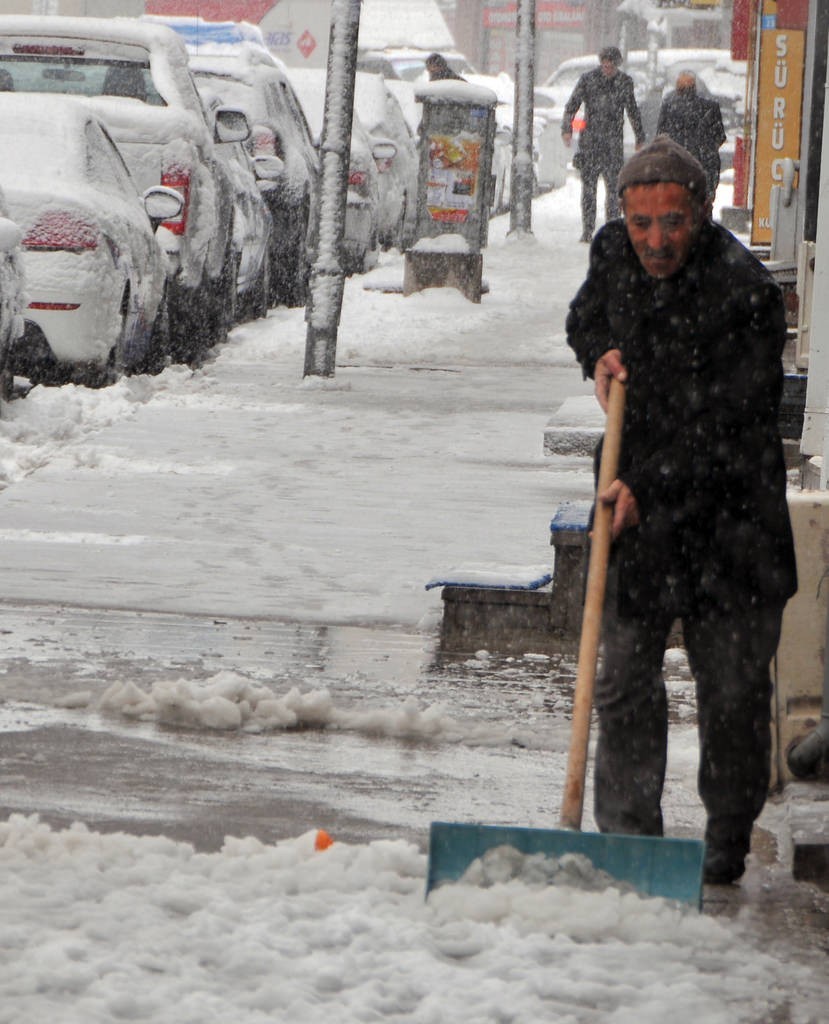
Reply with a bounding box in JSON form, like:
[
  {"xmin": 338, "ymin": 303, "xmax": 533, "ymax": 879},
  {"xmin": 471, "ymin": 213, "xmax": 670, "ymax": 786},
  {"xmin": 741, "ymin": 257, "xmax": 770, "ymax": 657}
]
[
  {"xmin": 160, "ymin": 167, "xmax": 191, "ymax": 236},
  {"xmin": 28, "ymin": 301, "xmax": 80, "ymax": 311},
  {"xmin": 22, "ymin": 211, "xmax": 98, "ymax": 253},
  {"xmin": 252, "ymin": 127, "xmax": 284, "ymax": 160},
  {"xmin": 572, "ymin": 117, "xmax": 586, "ymax": 132},
  {"xmin": 348, "ymin": 170, "xmax": 367, "ymax": 187}
]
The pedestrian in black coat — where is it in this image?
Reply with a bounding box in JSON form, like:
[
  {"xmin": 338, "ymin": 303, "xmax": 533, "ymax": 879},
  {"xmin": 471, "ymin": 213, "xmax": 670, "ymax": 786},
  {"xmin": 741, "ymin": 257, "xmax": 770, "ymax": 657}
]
[
  {"xmin": 656, "ymin": 71, "xmax": 726, "ymax": 199},
  {"xmin": 561, "ymin": 46, "xmax": 645, "ymax": 242},
  {"xmin": 566, "ymin": 136, "xmax": 797, "ymax": 886}
]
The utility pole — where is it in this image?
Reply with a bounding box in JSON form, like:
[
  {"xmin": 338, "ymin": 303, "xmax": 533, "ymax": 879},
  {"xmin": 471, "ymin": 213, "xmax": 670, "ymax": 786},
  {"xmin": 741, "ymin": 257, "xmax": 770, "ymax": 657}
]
[
  {"xmin": 303, "ymin": 0, "xmax": 362, "ymax": 378},
  {"xmin": 508, "ymin": 0, "xmax": 535, "ymax": 236}
]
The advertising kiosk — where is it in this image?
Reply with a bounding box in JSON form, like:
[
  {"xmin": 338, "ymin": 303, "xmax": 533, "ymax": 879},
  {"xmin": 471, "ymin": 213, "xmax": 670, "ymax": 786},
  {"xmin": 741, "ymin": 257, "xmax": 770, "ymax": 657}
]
[{"xmin": 404, "ymin": 80, "xmax": 498, "ymax": 302}]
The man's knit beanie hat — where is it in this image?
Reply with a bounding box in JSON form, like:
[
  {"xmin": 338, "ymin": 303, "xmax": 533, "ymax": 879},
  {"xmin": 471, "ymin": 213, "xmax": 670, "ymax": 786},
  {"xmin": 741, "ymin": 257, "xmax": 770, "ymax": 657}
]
[{"xmin": 617, "ymin": 135, "xmax": 707, "ymax": 198}]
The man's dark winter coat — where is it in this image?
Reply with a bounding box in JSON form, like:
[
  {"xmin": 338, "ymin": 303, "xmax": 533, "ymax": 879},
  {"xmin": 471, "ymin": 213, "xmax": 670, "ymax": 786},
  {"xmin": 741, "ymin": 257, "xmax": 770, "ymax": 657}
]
[
  {"xmin": 566, "ymin": 219, "xmax": 797, "ymax": 618},
  {"xmin": 656, "ymin": 90, "xmax": 726, "ymax": 194},
  {"xmin": 562, "ymin": 67, "xmax": 645, "ymax": 163}
]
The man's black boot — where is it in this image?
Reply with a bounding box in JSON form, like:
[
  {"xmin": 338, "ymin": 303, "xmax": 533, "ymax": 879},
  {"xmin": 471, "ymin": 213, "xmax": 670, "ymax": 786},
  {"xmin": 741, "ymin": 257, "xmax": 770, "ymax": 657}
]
[
  {"xmin": 703, "ymin": 846, "xmax": 746, "ymax": 884},
  {"xmin": 703, "ymin": 817, "xmax": 752, "ymax": 885}
]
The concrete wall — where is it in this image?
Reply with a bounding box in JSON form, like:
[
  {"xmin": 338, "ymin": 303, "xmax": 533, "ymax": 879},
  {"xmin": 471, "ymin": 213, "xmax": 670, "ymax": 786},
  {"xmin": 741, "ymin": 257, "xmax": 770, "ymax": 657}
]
[{"xmin": 772, "ymin": 490, "xmax": 829, "ymax": 787}]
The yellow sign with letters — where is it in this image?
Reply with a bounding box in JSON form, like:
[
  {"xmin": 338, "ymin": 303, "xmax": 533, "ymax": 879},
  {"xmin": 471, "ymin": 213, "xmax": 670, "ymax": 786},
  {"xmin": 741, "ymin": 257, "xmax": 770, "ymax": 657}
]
[{"xmin": 751, "ymin": 28, "xmax": 805, "ymax": 246}]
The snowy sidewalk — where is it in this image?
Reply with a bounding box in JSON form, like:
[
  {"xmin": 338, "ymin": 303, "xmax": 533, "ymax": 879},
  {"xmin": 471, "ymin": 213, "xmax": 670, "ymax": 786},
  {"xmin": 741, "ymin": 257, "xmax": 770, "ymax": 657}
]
[
  {"xmin": 0, "ymin": 185, "xmax": 596, "ymax": 630},
  {"xmin": 0, "ymin": 182, "xmax": 828, "ymax": 1024}
]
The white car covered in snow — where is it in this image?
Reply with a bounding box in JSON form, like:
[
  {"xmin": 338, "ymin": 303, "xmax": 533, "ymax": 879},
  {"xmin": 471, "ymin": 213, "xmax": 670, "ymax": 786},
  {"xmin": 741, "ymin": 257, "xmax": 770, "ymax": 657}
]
[
  {"xmin": 288, "ymin": 67, "xmax": 382, "ymax": 275},
  {"xmin": 188, "ymin": 46, "xmax": 319, "ymax": 308},
  {"xmin": 0, "ymin": 15, "xmax": 249, "ymax": 365},
  {"xmin": 0, "ymin": 95, "xmax": 179, "ymax": 386},
  {"xmin": 198, "ymin": 87, "xmax": 272, "ymax": 324},
  {"xmin": 0, "ymin": 186, "xmax": 24, "ymax": 397},
  {"xmin": 353, "ymin": 72, "xmax": 419, "ymax": 251}
]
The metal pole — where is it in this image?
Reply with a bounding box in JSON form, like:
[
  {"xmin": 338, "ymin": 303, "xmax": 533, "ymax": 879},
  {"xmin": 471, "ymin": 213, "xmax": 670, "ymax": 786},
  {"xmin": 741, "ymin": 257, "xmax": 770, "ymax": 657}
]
[
  {"xmin": 303, "ymin": 0, "xmax": 362, "ymax": 379},
  {"xmin": 508, "ymin": 0, "xmax": 535, "ymax": 236}
]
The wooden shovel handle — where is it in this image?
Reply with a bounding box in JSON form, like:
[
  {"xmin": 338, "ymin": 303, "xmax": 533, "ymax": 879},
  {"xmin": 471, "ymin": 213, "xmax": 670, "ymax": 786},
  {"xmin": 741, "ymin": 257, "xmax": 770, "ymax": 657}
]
[{"xmin": 559, "ymin": 377, "xmax": 626, "ymax": 830}]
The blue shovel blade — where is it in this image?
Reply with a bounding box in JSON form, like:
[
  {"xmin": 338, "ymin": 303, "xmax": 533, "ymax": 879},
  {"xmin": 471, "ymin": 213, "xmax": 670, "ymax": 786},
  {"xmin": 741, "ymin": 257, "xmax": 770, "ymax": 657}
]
[{"xmin": 426, "ymin": 821, "xmax": 706, "ymax": 908}]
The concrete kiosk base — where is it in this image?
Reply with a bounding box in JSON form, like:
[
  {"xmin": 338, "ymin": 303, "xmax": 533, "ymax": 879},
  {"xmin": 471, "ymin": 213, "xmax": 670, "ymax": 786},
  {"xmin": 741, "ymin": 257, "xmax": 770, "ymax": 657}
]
[{"xmin": 403, "ymin": 251, "xmax": 483, "ymax": 303}]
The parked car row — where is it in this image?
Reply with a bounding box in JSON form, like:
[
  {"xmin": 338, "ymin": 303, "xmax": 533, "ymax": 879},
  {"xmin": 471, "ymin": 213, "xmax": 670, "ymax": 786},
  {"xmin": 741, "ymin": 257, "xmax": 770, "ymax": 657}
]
[
  {"xmin": 0, "ymin": 14, "xmax": 264, "ymax": 386},
  {"xmin": 0, "ymin": 15, "xmax": 426, "ymax": 394}
]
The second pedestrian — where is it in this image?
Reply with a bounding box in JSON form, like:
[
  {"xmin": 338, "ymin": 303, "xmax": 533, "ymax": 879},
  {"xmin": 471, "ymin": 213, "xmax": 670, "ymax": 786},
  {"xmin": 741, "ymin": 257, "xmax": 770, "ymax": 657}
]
[
  {"xmin": 561, "ymin": 46, "xmax": 645, "ymax": 242},
  {"xmin": 656, "ymin": 71, "xmax": 726, "ymax": 199}
]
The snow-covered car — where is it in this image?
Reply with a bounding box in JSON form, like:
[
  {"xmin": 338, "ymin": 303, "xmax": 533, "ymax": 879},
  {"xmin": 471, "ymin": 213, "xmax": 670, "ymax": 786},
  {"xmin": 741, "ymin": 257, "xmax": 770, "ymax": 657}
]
[
  {"xmin": 0, "ymin": 94, "xmax": 176, "ymax": 387},
  {"xmin": 0, "ymin": 15, "xmax": 246, "ymax": 365},
  {"xmin": 354, "ymin": 72, "xmax": 419, "ymax": 250},
  {"xmin": 0, "ymin": 184, "xmax": 24, "ymax": 398},
  {"xmin": 189, "ymin": 47, "xmax": 319, "ymax": 307},
  {"xmin": 465, "ymin": 71, "xmax": 517, "ymax": 214},
  {"xmin": 198, "ymin": 87, "xmax": 272, "ymax": 323},
  {"xmin": 288, "ymin": 67, "xmax": 381, "ymax": 275}
]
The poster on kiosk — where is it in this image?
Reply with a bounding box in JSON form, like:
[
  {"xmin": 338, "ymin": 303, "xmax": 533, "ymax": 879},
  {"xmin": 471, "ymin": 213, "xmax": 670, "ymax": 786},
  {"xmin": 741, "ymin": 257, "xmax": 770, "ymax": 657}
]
[{"xmin": 413, "ymin": 82, "xmax": 497, "ymax": 253}]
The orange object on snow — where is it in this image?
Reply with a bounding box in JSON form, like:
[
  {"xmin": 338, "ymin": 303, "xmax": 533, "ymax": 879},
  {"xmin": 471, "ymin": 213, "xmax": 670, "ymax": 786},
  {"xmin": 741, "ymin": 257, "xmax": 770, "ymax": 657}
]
[{"xmin": 315, "ymin": 829, "xmax": 334, "ymax": 851}]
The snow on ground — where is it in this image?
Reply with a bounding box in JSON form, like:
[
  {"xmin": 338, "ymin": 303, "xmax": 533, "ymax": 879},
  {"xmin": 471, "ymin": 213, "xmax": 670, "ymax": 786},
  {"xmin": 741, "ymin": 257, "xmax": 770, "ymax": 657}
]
[
  {"xmin": 1, "ymin": 180, "xmax": 826, "ymax": 1022},
  {"xmin": 1, "ymin": 811, "xmax": 826, "ymax": 1024}
]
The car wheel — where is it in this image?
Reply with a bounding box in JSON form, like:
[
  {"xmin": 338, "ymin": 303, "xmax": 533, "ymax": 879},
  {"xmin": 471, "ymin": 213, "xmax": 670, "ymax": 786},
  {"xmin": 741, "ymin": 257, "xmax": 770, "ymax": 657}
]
[
  {"xmin": 284, "ymin": 199, "xmax": 310, "ymax": 308},
  {"xmin": 361, "ymin": 228, "xmax": 379, "ymax": 273},
  {"xmin": 91, "ymin": 286, "xmax": 130, "ymax": 387},
  {"xmin": 138, "ymin": 287, "xmax": 171, "ymax": 376},
  {"xmin": 223, "ymin": 249, "xmax": 240, "ymax": 332},
  {"xmin": 396, "ymin": 193, "xmax": 409, "ymax": 251},
  {"xmin": 169, "ymin": 252, "xmax": 234, "ymax": 368},
  {"xmin": 167, "ymin": 280, "xmax": 199, "ymax": 365},
  {"xmin": 0, "ymin": 362, "xmax": 13, "ymax": 403},
  {"xmin": 266, "ymin": 238, "xmax": 281, "ymax": 308},
  {"xmin": 206, "ymin": 248, "xmax": 237, "ymax": 346},
  {"xmin": 246, "ymin": 255, "xmax": 270, "ymax": 321}
]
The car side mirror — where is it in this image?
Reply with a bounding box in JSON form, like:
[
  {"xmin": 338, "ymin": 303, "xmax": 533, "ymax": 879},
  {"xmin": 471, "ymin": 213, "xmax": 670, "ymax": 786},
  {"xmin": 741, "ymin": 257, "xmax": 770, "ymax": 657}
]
[
  {"xmin": 142, "ymin": 186, "xmax": 184, "ymax": 230},
  {"xmin": 0, "ymin": 216, "xmax": 22, "ymax": 253},
  {"xmin": 215, "ymin": 107, "xmax": 250, "ymax": 144},
  {"xmin": 253, "ymin": 154, "xmax": 285, "ymax": 181},
  {"xmin": 371, "ymin": 141, "xmax": 397, "ymax": 163}
]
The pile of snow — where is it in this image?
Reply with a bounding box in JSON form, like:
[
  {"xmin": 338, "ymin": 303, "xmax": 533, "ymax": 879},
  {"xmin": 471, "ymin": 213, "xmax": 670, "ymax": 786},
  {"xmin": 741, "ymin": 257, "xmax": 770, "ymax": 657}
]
[{"xmin": 2, "ymin": 813, "xmax": 826, "ymax": 1023}]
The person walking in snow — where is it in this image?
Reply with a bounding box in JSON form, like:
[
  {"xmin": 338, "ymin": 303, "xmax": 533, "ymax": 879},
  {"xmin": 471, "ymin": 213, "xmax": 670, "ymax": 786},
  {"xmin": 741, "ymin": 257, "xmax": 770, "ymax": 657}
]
[
  {"xmin": 656, "ymin": 71, "xmax": 726, "ymax": 199},
  {"xmin": 565, "ymin": 136, "xmax": 797, "ymax": 885},
  {"xmin": 561, "ymin": 45, "xmax": 645, "ymax": 242},
  {"xmin": 425, "ymin": 53, "xmax": 465, "ymax": 82}
]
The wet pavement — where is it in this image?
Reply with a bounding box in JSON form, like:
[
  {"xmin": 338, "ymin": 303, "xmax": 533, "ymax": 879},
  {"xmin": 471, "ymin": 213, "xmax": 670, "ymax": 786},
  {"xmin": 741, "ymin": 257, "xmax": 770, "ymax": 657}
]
[{"xmin": 1, "ymin": 598, "xmax": 828, "ymax": 1000}]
